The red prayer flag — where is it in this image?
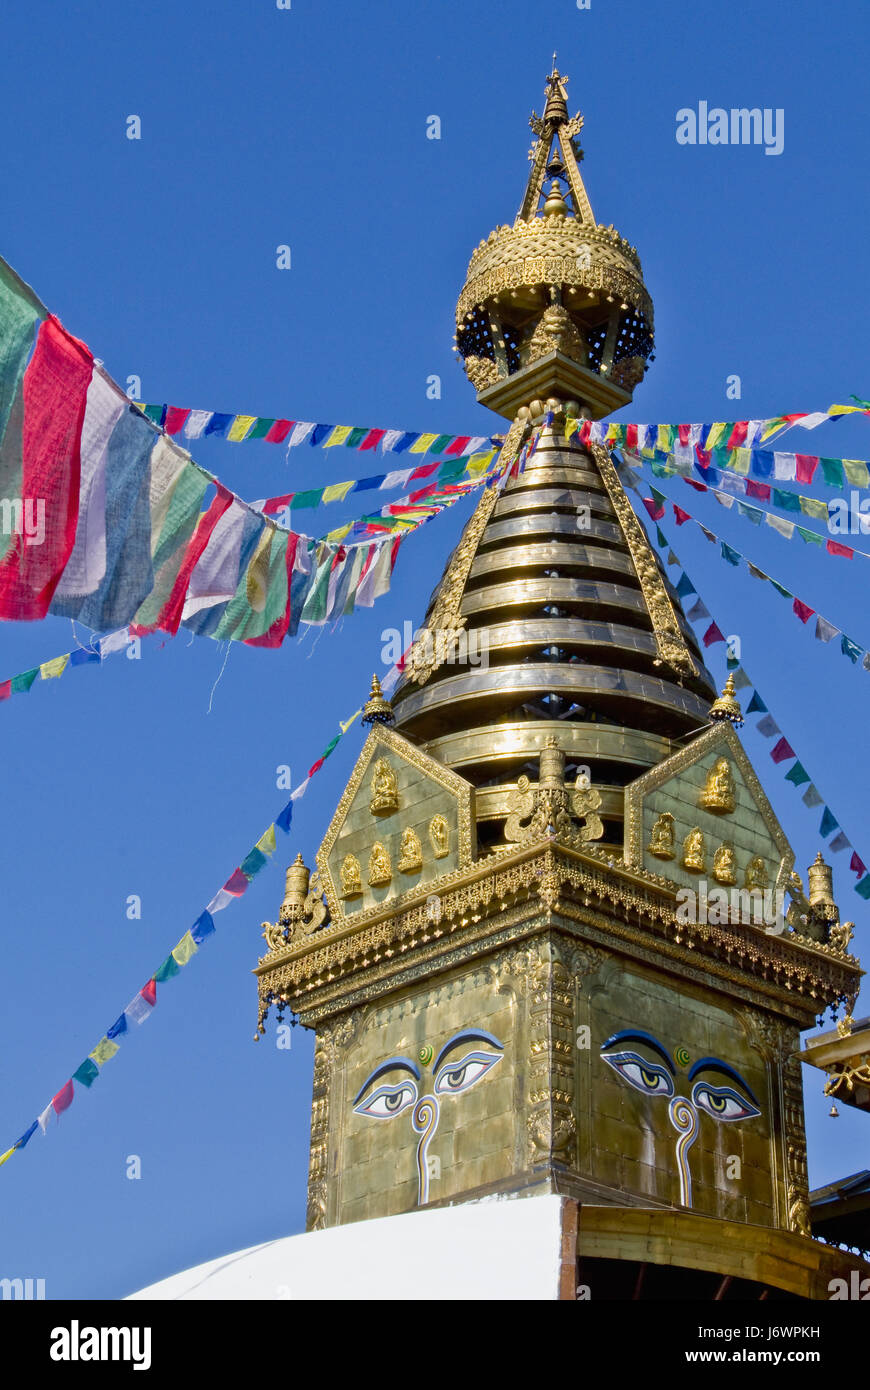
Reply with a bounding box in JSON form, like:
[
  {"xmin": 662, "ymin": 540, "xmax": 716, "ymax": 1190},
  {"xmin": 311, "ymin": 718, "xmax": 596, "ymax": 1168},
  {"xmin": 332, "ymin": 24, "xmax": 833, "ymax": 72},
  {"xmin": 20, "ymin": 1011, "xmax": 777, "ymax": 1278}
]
[
  {"xmin": 673, "ymin": 505, "xmax": 691, "ymax": 526},
  {"xmin": 684, "ymin": 478, "xmax": 708, "ymax": 493},
  {"xmin": 746, "ymin": 479, "xmax": 771, "ymax": 502},
  {"xmin": 0, "ymin": 316, "xmax": 93, "ymax": 621},
  {"xmin": 625, "ymin": 424, "xmax": 638, "ymax": 450},
  {"xmin": 222, "ymin": 868, "xmax": 249, "ymax": 896},
  {"xmin": 52, "ymin": 1080, "xmax": 75, "ymax": 1116},
  {"xmin": 163, "ymin": 406, "xmax": 190, "ymax": 436},
  {"xmin": 850, "ymin": 852, "xmax": 867, "ymax": 878},
  {"xmin": 827, "ymin": 539, "xmax": 854, "ymax": 559},
  {"xmin": 695, "ymin": 445, "xmax": 712, "ymax": 468},
  {"xmin": 263, "ymin": 493, "xmax": 293, "ymax": 513},
  {"xmin": 578, "ymin": 420, "xmax": 592, "ymax": 446},
  {"xmin": 677, "ymin": 423, "xmax": 691, "ymax": 446},
  {"xmin": 795, "ymin": 454, "xmax": 818, "ymax": 484},
  {"xmin": 771, "ymin": 736, "xmax": 795, "ymax": 764},
  {"xmin": 408, "ymin": 461, "xmax": 441, "ymax": 482},
  {"xmin": 141, "ymin": 978, "xmax": 157, "ymax": 1006},
  {"xmin": 792, "ymin": 599, "xmax": 814, "ymax": 623},
  {"xmin": 642, "ymin": 497, "xmax": 664, "ymax": 520},
  {"xmin": 727, "ymin": 421, "xmax": 748, "ymax": 449},
  {"xmin": 444, "ymin": 435, "xmax": 470, "ymax": 457},
  {"xmin": 360, "ymin": 428, "xmax": 386, "ymax": 451},
  {"xmin": 157, "ymin": 484, "xmax": 234, "ymax": 634},
  {"xmin": 265, "ymin": 419, "xmax": 294, "ymax": 443},
  {"xmin": 702, "ymin": 622, "xmax": 725, "ymax": 647},
  {"xmin": 0, "ymin": 680, "xmax": 11, "ymax": 702}
]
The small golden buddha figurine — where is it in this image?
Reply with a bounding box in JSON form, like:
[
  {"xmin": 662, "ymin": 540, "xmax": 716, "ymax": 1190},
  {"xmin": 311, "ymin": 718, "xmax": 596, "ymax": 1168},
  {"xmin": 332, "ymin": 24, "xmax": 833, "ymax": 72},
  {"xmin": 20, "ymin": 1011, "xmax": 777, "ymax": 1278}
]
[
  {"xmin": 713, "ymin": 842, "xmax": 737, "ymax": 886},
  {"xmin": 745, "ymin": 855, "xmax": 768, "ymax": 891},
  {"xmin": 397, "ymin": 826, "xmax": 423, "ymax": 873},
  {"xmin": 368, "ymin": 841, "xmax": 392, "ymax": 887},
  {"xmin": 682, "ymin": 827, "xmax": 706, "ymax": 873},
  {"xmin": 699, "ymin": 756, "xmax": 736, "ymax": 814},
  {"xmin": 340, "ymin": 854, "xmax": 362, "ymax": 898},
  {"xmin": 429, "ymin": 814, "xmax": 449, "ymax": 859},
  {"xmin": 370, "ymin": 758, "xmax": 399, "ymax": 816},
  {"xmin": 648, "ymin": 811, "xmax": 676, "ymax": 860}
]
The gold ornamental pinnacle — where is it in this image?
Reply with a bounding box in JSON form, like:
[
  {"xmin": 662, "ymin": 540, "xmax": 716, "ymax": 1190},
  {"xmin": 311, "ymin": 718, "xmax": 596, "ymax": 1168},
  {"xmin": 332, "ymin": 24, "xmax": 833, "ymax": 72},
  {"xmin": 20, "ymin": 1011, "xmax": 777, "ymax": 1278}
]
[{"xmin": 455, "ymin": 61, "xmax": 655, "ymax": 423}]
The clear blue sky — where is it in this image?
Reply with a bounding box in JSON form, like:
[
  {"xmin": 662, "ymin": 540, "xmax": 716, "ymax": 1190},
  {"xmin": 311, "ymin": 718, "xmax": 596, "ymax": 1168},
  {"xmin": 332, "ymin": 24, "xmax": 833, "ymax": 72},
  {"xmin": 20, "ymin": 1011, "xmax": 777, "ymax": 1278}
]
[{"xmin": 1, "ymin": 0, "xmax": 868, "ymax": 1298}]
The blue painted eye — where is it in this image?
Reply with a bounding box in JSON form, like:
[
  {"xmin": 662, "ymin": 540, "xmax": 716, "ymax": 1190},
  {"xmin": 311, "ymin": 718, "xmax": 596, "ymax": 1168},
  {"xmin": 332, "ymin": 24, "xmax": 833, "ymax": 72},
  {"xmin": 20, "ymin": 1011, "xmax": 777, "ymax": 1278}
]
[
  {"xmin": 602, "ymin": 1050, "xmax": 675, "ymax": 1097},
  {"xmin": 353, "ymin": 1082, "xmax": 417, "ymax": 1119},
  {"xmin": 692, "ymin": 1082, "xmax": 760, "ymax": 1122},
  {"xmin": 433, "ymin": 1050, "xmax": 502, "ymax": 1096}
]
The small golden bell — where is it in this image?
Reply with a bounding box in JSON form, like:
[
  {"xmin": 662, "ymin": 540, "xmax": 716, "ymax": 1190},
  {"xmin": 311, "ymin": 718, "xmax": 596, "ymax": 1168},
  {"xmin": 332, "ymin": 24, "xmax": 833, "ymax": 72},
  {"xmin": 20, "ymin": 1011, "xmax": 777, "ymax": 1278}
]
[{"xmin": 829, "ymin": 1102, "xmax": 839, "ymax": 1118}]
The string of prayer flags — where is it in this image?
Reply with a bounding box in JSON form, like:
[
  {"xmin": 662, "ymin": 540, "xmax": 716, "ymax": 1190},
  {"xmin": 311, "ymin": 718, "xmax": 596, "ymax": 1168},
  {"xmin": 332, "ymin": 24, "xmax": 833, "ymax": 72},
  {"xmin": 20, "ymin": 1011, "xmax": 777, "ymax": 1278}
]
[
  {"xmin": 141, "ymin": 402, "xmax": 494, "ymax": 460},
  {"xmin": 0, "ymin": 683, "xmax": 388, "ymax": 1167},
  {"xmin": 631, "ymin": 483, "xmax": 868, "ymax": 672},
  {"xmin": 636, "ymin": 493, "xmax": 870, "ymax": 903}
]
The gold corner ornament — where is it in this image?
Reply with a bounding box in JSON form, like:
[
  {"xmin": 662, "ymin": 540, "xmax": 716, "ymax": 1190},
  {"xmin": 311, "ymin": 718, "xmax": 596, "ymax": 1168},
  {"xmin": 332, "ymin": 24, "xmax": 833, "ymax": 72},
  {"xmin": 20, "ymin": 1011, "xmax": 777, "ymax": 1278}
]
[
  {"xmin": 261, "ymin": 854, "xmax": 329, "ymax": 952},
  {"xmin": 590, "ymin": 441, "xmax": 697, "ymax": 680}
]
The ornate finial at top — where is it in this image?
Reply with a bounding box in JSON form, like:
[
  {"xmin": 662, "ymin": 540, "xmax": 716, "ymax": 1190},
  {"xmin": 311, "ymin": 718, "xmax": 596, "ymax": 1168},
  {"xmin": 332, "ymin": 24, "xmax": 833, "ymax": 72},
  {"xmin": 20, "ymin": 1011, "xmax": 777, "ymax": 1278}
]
[
  {"xmin": 454, "ymin": 67, "xmax": 654, "ymax": 422},
  {"xmin": 708, "ymin": 673, "xmax": 744, "ymax": 728},
  {"xmin": 361, "ymin": 673, "xmax": 395, "ymax": 726}
]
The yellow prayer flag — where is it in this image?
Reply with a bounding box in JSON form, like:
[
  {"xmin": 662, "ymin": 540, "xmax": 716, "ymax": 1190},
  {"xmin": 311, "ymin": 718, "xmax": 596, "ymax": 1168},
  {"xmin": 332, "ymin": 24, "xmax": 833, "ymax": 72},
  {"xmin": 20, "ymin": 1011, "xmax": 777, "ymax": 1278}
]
[
  {"xmin": 843, "ymin": 459, "xmax": 870, "ymax": 487},
  {"xmin": 172, "ymin": 931, "xmax": 198, "ymax": 967},
  {"xmin": 322, "ymin": 480, "xmax": 355, "ymax": 504},
  {"xmin": 730, "ymin": 449, "xmax": 752, "ymax": 476},
  {"xmin": 605, "ymin": 424, "xmax": 620, "ymax": 444},
  {"xmin": 800, "ymin": 497, "xmax": 827, "ymax": 521},
  {"xmin": 655, "ymin": 424, "xmax": 670, "ymax": 452},
  {"xmin": 339, "ymin": 708, "xmax": 362, "ymax": 734},
  {"xmin": 705, "ymin": 423, "xmax": 727, "ymax": 450},
  {"xmin": 227, "ymin": 415, "xmax": 257, "ymax": 442},
  {"xmin": 0, "ymin": 1145, "xmax": 17, "ymax": 1167},
  {"xmin": 466, "ymin": 449, "xmax": 496, "ymax": 475},
  {"xmin": 324, "ymin": 425, "xmax": 352, "ymax": 448},
  {"xmin": 89, "ymin": 1037, "xmax": 120, "ymax": 1067},
  {"xmin": 256, "ymin": 825, "xmax": 277, "ymax": 857},
  {"xmin": 325, "ymin": 524, "xmax": 353, "ymax": 542},
  {"xmin": 409, "ymin": 433, "xmax": 438, "ymax": 454},
  {"xmin": 827, "ymin": 404, "xmax": 861, "ymax": 417},
  {"xmin": 40, "ymin": 654, "xmax": 70, "ymax": 680}
]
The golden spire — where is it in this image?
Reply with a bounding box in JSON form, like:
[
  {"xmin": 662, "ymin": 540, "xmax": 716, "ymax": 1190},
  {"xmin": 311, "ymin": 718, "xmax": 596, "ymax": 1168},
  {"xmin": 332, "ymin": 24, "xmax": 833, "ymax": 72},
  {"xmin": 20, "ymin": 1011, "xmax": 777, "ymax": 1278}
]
[
  {"xmin": 454, "ymin": 64, "xmax": 654, "ymax": 423},
  {"xmin": 708, "ymin": 673, "xmax": 744, "ymax": 728},
  {"xmin": 361, "ymin": 673, "xmax": 394, "ymax": 726}
]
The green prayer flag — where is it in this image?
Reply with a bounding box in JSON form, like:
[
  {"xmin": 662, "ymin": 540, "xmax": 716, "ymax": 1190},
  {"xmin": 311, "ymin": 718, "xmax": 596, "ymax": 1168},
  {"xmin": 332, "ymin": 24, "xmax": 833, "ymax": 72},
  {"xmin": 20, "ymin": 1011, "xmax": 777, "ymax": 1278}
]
[
  {"xmin": 292, "ymin": 488, "xmax": 325, "ymax": 509},
  {"xmin": 737, "ymin": 502, "xmax": 763, "ymax": 525},
  {"xmin": 772, "ymin": 488, "xmax": 801, "ymax": 513},
  {"xmin": 796, "ymin": 526, "xmax": 823, "ymax": 546},
  {"xmin": 820, "ymin": 458, "xmax": 845, "ymax": 488},
  {"xmin": 345, "ymin": 426, "xmax": 367, "ymax": 448},
  {"xmin": 770, "ymin": 580, "xmax": 792, "ymax": 599},
  {"xmin": 321, "ymin": 733, "xmax": 341, "ymax": 760},
  {"xmin": 785, "ymin": 761, "xmax": 810, "ymax": 787},
  {"xmin": 73, "ymin": 1058, "xmax": 100, "ymax": 1088},
  {"xmin": 248, "ymin": 418, "xmax": 274, "ymax": 440},
  {"xmin": 241, "ymin": 847, "xmax": 268, "ymax": 880},
  {"xmin": 650, "ymin": 460, "xmax": 676, "ymax": 479},
  {"xmin": 721, "ymin": 541, "xmax": 741, "ymax": 566},
  {"xmin": 10, "ymin": 667, "xmax": 39, "ymax": 693},
  {"xmin": 154, "ymin": 954, "xmax": 181, "ymax": 983},
  {"xmin": 438, "ymin": 458, "xmax": 469, "ymax": 483},
  {"xmin": 841, "ymin": 635, "xmax": 862, "ymax": 664},
  {"xmin": 655, "ymin": 526, "xmax": 668, "ymax": 548},
  {"xmin": 856, "ymin": 875, "xmax": 870, "ymax": 900},
  {"xmin": 429, "ymin": 434, "xmax": 453, "ymax": 455}
]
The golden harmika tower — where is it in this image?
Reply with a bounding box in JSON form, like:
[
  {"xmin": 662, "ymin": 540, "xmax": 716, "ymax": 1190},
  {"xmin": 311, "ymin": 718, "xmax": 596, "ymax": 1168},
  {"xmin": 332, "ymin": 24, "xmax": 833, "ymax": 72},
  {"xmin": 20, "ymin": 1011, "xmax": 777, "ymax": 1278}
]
[{"xmin": 254, "ymin": 65, "xmax": 865, "ymax": 1299}]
